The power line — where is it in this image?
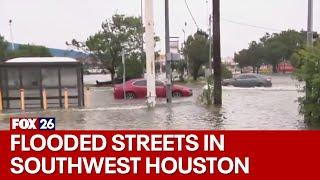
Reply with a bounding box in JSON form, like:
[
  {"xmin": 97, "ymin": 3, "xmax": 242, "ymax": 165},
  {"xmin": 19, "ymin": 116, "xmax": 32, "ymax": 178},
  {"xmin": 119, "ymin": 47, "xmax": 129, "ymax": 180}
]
[
  {"xmin": 221, "ymin": 18, "xmax": 281, "ymax": 32},
  {"xmin": 184, "ymin": 0, "xmax": 200, "ymax": 30}
]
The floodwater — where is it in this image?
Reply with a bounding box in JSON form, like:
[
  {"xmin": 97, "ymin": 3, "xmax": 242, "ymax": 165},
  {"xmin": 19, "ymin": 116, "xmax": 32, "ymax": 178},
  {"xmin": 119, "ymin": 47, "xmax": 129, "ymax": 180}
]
[{"xmin": 1, "ymin": 74, "xmax": 319, "ymax": 130}]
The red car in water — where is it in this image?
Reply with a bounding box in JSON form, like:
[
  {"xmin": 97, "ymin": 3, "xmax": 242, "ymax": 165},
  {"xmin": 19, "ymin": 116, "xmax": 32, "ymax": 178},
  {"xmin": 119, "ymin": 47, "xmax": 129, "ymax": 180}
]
[{"xmin": 114, "ymin": 79, "xmax": 193, "ymax": 99}]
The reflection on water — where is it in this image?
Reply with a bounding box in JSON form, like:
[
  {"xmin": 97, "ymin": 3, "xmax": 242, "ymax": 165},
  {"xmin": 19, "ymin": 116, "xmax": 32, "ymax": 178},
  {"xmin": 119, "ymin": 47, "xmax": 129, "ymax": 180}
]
[{"xmin": 0, "ymin": 75, "xmax": 319, "ymax": 130}]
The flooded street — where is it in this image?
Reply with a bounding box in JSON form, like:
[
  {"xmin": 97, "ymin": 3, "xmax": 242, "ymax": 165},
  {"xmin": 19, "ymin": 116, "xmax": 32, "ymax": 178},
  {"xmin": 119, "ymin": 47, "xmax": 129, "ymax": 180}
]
[{"xmin": 1, "ymin": 74, "xmax": 318, "ymax": 130}]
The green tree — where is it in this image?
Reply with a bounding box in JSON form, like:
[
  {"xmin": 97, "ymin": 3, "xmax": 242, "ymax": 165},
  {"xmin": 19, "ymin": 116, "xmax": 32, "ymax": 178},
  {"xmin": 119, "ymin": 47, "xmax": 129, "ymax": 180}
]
[
  {"xmin": 234, "ymin": 49, "xmax": 250, "ymax": 73},
  {"xmin": 263, "ymin": 30, "xmax": 304, "ymax": 72},
  {"xmin": 293, "ymin": 45, "xmax": 320, "ymax": 121},
  {"xmin": 184, "ymin": 31, "xmax": 209, "ymax": 80},
  {"xmin": 172, "ymin": 60, "xmax": 187, "ymax": 81},
  {"xmin": 235, "ymin": 30, "xmax": 305, "ymax": 73},
  {"xmin": 0, "ymin": 35, "xmax": 8, "ymax": 61},
  {"xmin": 117, "ymin": 53, "xmax": 144, "ymax": 80},
  {"xmin": 69, "ymin": 14, "xmax": 150, "ymax": 82},
  {"xmin": 248, "ymin": 41, "xmax": 265, "ymax": 73},
  {"xmin": 222, "ymin": 64, "xmax": 233, "ymax": 79},
  {"xmin": 8, "ymin": 44, "xmax": 52, "ymax": 58}
]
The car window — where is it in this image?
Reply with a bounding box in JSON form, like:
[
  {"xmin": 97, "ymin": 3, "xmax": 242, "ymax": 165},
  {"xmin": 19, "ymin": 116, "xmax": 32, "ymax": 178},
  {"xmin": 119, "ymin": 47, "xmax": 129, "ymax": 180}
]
[
  {"xmin": 237, "ymin": 75, "xmax": 256, "ymax": 79},
  {"xmin": 133, "ymin": 80, "xmax": 146, "ymax": 87},
  {"xmin": 237, "ymin": 75, "xmax": 247, "ymax": 79},
  {"xmin": 156, "ymin": 81, "xmax": 164, "ymax": 86},
  {"xmin": 247, "ymin": 75, "xmax": 257, "ymax": 79}
]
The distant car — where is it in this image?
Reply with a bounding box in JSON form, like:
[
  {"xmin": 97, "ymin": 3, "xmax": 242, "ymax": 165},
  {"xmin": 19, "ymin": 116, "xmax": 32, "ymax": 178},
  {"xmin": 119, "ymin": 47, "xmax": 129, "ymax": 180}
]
[
  {"xmin": 222, "ymin": 74, "xmax": 272, "ymax": 87},
  {"xmin": 114, "ymin": 79, "xmax": 193, "ymax": 99}
]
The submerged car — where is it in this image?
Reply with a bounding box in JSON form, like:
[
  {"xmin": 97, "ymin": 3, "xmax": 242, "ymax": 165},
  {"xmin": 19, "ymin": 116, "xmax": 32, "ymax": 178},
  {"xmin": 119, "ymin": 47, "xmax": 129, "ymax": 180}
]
[
  {"xmin": 222, "ymin": 74, "xmax": 272, "ymax": 87},
  {"xmin": 114, "ymin": 79, "xmax": 193, "ymax": 99}
]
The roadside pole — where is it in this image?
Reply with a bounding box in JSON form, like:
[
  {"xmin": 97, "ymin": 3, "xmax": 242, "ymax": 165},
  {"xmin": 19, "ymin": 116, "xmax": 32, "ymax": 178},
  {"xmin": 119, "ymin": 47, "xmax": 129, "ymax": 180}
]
[
  {"xmin": 145, "ymin": 0, "xmax": 156, "ymax": 108},
  {"xmin": 165, "ymin": 0, "xmax": 172, "ymax": 103},
  {"xmin": 207, "ymin": 0, "xmax": 213, "ymax": 76},
  {"xmin": 209, "ymin": 14, "xmax": 213, "ymax": 76},
  {"xmin": 306, "ymin": 0, "xmax": 313, "ymax": 113},
  {"xmin": 122, "ymin": 50, "xmax": 126, "ymax": 100},
  {"xmin": 212, "ymin": 0, "xmax": 222, "ymax": 106},
  {"xmin": 307, "ymin": 0, "xmax": 313, "ymax": 47},
  {"xmin": 9, "ymin": 20, "xmax": 14, "ymax": 51}
]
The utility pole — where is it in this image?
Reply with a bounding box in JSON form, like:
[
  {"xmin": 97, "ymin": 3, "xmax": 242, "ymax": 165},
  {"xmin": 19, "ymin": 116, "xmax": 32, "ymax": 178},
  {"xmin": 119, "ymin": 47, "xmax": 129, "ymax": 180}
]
[
  {"xmin": 207, "ymin": 0, "xmax": 212, "ymax": 76},
  {"xmin": 140, "ymin": 0, "xmax": 144, "ymax": 55},
  {"xmin": 209, "ymin": 14, "xmax": 212, "ymax": 76},
  {"xmin": 144, "ymin": 0, "xmax": 156, "ymax": 108},
  {"xmin": 122, "ymin": 50, "xmax": 126, "ymax": 100},
  {"xmin": 307, "ymin": 0, "xmax": 313, "ymax": 47},
  {"xmin": 9, "ymin": 19, "xmax": 15, "ymax": 51},
  {"xmin": 212, "ymin": 0, "xmax": 222, "ymax": 106},
  {"xmin": 306, "ymin": 0, "xmax": 313, "ymax": 109},
  {"xmin": 165, "ymin": 0, "xmax": 172, "ymax": 103}
]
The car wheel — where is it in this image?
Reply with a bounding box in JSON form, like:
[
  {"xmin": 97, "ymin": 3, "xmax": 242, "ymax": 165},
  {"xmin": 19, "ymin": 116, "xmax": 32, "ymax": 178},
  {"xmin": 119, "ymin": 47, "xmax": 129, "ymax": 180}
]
[
  {"xmin": 172, "ymin": 91, "xmax": 183, "ymax": 98},
  {"xmin": 125, "ymin": 92, "xmax": 136, "ymax": 99}
]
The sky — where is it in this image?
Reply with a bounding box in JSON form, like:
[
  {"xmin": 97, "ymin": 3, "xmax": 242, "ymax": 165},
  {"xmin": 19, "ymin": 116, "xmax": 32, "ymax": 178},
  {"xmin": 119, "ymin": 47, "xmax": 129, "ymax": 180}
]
[{"xmin": 0, "ymin": 0, "xmax": 319, "ymax": 57}]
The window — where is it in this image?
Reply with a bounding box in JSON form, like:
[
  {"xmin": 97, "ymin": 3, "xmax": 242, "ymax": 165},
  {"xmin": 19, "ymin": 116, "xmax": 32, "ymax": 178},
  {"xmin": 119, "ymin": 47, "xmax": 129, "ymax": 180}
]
[
  {"xmin": 42, "ymin": 68, "xmax": 59, "ymax": 88},
  {"xmin": 156, "ymin": 81, "xmax": 164, "ymax": 86},
  {"xmin": 238, "ymin": 75, "xmax": 256, "ymax": 79},
  {"xmin": 246, "ymin": 75, "xmax": 257, "ymax": 79},
  {"xmin": 7, "ymin": 68, "xmax": 20, "ymax": 88},
  {"xmin": 61, "ymin": 68, "xmax": 77, "ymax": 87},
  {"xmin": 133, "ymin": 80, "xmax": 146, "ymax": 87},
  {"xmin": 237, "ymin": 75, "xmax": 247, "ymax": 79},
  {"xmin": 22, "ymin": 68, "xmax": 40, "ymax": 89}
]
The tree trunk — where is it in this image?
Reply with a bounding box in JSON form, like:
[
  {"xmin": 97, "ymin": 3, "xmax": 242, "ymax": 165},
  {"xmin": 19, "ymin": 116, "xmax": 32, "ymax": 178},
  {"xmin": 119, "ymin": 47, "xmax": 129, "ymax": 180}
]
[
  {"xmin": 110, "ymin": 69, "xmax": 115, "ymax": 84},
  {"xmin": 212, "ymin": 0, "xmax": 222, "ymax": 106},
  {"xmin": 272, "ymin": 64, "xmax": 278, "ymax": 73},
  {"xmin": 252, "ymin": 66, "xmax": 256, "ymax": 73}
]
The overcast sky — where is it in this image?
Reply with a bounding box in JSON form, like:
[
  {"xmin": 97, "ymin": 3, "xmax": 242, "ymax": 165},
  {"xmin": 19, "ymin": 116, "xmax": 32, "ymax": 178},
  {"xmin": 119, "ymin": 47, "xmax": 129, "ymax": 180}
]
[{"xmin": 0, "ymin": 0, "xmax": 319, "ymax": 57}]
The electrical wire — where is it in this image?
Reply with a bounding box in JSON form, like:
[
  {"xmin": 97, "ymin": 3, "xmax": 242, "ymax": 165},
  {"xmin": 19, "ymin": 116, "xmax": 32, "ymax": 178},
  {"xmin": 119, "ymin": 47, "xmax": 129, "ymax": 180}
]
[
  {"xmin": 221, "ymin": 18, "xmax": 281, "ymax": 32},
  {"xmin": 184, "ymin": 0, "xmax": 200, "ymax": 30}
]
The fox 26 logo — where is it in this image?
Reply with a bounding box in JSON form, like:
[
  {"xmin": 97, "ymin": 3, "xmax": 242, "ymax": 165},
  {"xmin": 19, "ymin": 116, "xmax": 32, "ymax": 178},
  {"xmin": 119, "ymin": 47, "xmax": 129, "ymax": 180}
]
[{"xmin": 10, "ymin": 118, "xmax": 56, "ymax": 131}]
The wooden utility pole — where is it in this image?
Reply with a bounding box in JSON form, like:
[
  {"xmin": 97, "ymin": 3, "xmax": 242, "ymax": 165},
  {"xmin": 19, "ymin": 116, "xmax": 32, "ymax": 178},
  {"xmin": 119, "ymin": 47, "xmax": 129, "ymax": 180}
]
[
  {"xmin": 212, "ymin": 0, "xmax": 222, "ymax": 105},
  {"xmin": 307, "ymin": 0, "xmax": 313, "ymax": 47}
]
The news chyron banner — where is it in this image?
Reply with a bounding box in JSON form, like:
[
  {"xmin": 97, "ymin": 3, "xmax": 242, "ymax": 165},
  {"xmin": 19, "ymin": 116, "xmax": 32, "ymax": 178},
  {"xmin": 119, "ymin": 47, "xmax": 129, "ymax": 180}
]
[{"xmin": 0, "ymin": 117, "xmax": 319, "ymax": 180}]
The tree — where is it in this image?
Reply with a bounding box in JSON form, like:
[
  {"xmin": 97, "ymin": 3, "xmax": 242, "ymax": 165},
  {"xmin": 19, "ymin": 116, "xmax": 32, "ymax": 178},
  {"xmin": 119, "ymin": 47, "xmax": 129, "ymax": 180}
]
[
  {"xmin": 235, "ymin": 30, "xmax": 306, "ymax": 73},
  {"xmin": 248, "ymin": 41, "xmax": 265, "ymax": 73},
  {"xmin": 8, "ymin": 44, "xmax": 52, "ymax": 58},
  {"xmin": 293, "ymin": 45, "xmax": 320, "ymax": 121},
  {"xmin": 172, "ymin": 60, "xmax": 187, "ymax": 81},
  {"xmin": 68, "ymin": 14, "xmax": 146, "ymax": 82},
  {"xmin": 184, "ymin": 31, "xmax": 209, "ymax": 80},
  {"xmin": 264, "ymin": 30, "xmax": 304, "ymax": 72},
  {"xmin": 117, "ymin": 53, "xmax": 144, "ymax": 80},
  {"xmin": 0, "ymin": 35, "xmax": 8, "ymax": 61}
]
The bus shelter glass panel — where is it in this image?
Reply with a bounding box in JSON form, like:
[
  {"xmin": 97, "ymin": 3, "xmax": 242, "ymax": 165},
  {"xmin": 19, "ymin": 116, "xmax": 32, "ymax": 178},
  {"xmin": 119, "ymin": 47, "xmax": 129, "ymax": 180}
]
[
  {"xmin": 61, "ymin": 68, "xmax": 77, "ymax": 87},
  {"xmin": 42, "ymin": 68, "xmax": 60, "ymax": 107},
  {"xmin": 60, "ymin": 68, "xmax": 79, "ymax": 107},
  {"xmin": 7, "ymin": 68, "xmax": 20, "ymax": 109},
  {"xmin": 7, "ymin": 68, "xmax": 20, "ymax": 89},
  {"xmin": 22, "ymin": 68, "xmax": 41, "ymax": 108}
]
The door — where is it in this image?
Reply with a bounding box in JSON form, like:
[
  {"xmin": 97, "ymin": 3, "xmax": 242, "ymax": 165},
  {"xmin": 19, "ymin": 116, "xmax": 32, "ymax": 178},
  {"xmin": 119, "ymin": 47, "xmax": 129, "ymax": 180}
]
[
  {"xmin": 132, "ymin": 80, "xmax": 147, "ymax": 98},
  {"xmin": 156, "ymin": 81, "xmax": 166, "ymax": 98}
]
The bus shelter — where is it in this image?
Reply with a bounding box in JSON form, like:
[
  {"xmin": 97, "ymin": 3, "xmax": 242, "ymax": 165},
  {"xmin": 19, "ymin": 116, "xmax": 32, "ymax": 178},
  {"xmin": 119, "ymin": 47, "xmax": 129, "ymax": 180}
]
[{"xmin": 0, "ymin": 57, "xmax": 84, "ymax": 110}]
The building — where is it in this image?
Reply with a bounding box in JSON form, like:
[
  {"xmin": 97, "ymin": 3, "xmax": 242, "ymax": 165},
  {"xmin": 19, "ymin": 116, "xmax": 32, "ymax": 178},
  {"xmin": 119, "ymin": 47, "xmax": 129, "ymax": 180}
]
[{"xmin": 0, "ymin": 57, "xmax": 84, "ymax": 109}]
